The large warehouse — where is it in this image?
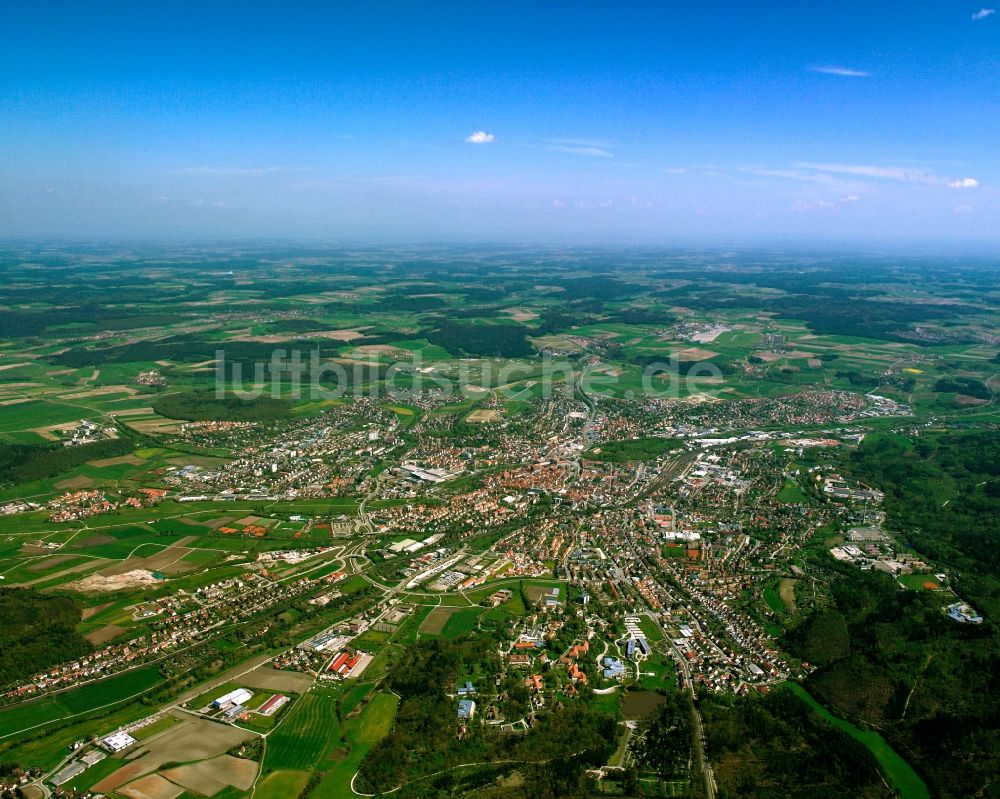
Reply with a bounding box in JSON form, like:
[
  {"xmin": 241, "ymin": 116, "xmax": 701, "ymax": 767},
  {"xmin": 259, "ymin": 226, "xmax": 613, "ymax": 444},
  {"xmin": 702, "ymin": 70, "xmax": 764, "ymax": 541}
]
[{"xmin": 212, "ymin": 688, "xmax": 253, "ymax": 709}]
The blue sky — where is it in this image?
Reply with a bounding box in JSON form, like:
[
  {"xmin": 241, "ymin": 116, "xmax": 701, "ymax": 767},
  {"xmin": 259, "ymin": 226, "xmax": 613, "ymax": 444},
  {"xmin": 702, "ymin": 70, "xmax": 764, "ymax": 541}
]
[{"xmin": 2, "ymin": 1, "xmax": 998, "ymax": 248}]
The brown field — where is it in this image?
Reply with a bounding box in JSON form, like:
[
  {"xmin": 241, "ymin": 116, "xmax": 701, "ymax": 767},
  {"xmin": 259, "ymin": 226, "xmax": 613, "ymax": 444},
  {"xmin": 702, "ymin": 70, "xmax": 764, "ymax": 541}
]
[
  {"xmin": 674, "ymin": 347, "xmax": 720, "ymax": 360},
  {"xmin": 93, "ymin": 713, "xmax": 254, "ymax": 793},
  {"xmin": 55, "ymin": 474, "xmax": 95, "ymax": 490},
  {"xmin": 200, "ymin": 516, "xmax": 236, "ymax": 529},
  {"xmin": 0, "ymin": 361, "xmax": 32, "ymax": 371},
  {"xmin": 98, "ymin": 538, "xmax": 198, "ymax": 577},
  {"xmin": 88, "ymin": 454, "xmax": 145, "ymax": 467},
  {"xmin": 73, "ymin": 534, "xmax": 116, "ymax": 548},
  {"xmin": 10, "ymin": 557, "xmax": 111, "ymax": 588},
  {"xmin": 955, "ymin": 394, "xmax": 989, "ymax": 405},
  {"xmin": 126, "ymin": 417, "xmax": 186, "ymax": 434},
  {"xmin": 923, "ymin": 580, "xmax": 941, "ymax": 591},
  {"xmin": 239, "ymin": 666, "xmax": 315, "ymax": 694},
  {"xmin": 750, "ymin": 351, "xmax": 784, "ymax": 362},
  {"xmin": 26, "ymin": 553, "xmax": 74, "ymax": 572},
  {"xmin": 61, "ymin": 385, "xmax": 138, "ymax": 400},
  {"xmin": 0, "ymin": 397, "xmax": 32, "ymax": 406},
  {"xmin": 161, "ymin": 755, "xmax": 258, "ymax": 796},
  {"xmin": 419, "ymin": 606, "xmax": 459, "ymax": 635},
  {"xmin": 81, "ymin": 601, "xmax": 112, "ymax": 620},
  {"xmin": 169, "ymin": 455, "xmax": 230, "ymax": 468},
  {"xmin": 86, "ymin": 624, "xmax": 126, "ymax": 645},
  {"xmin": 109, "ymin": 406, "xmax": 157, "ymax": 417},
  {"xmin": 315, "ymin": 328, "xmax": 368, "ymax": 341},
  {"xmin": 354, "ymin": 344, "xmax": 409, "ymax": 356},
  {"xmin": 467, "ymin": 409, "xmax": 501, "ymax": 423},
  {"xmin": 778, "ymin": 578, "xmax": 798, "ymax": 612},
  {"xmin": 234, "ymin": 515, "xmax": 263, "ymax": 526},
  {"xmin": 119, "ymin": 774, "xmax": 184, "ymax": 799}
]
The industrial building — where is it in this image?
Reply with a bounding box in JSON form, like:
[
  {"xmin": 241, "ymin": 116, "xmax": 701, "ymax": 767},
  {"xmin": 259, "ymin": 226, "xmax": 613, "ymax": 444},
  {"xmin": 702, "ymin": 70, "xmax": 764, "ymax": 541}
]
[
  {"xmin": 101, "ymin": 731, "xmax": 137, "ymax": 753},
  {"xmin": 258, "ymin": 693, "xmax": 290, "ymax": 716},
  {"xmin": 212, "ymin": 688, "xmax": 253, "ymax": 709}
]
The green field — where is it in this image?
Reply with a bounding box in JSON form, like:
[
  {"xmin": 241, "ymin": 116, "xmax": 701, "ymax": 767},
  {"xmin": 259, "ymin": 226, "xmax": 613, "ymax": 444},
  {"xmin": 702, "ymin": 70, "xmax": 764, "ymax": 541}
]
[
  {"xmin": 777, "ymin": 478, "xmax": 809, "ymax": 503},
  {"xmin": 254, "ymin": 769, "xmax": 310, "ymax": 799},
  {"xmin": 0, "ymin": 665, "xmax": 163, "ymax": 739},
  {"xmin": 311, "ymin": 691, "xmax": 399, "ymax": 798},
  {"xmin": 264, "ymin": 690, "xmax": 342, "ymax": 771},
  {"xmin": 438, "ymin": 607, "xmax": 483, "ymax": 639}
]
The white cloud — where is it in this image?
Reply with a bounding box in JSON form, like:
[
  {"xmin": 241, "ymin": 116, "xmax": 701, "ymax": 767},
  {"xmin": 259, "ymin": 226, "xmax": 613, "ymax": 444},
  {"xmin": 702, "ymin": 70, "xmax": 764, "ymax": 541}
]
[
  {"xmin": 972, "ymin": 8, "xmax": 995, "ymax": 20},
  {"xmin": 796, "ymin": 162, "xmax": 978, "ymax": 189},
  {"xmin": 954, "ymin": 204, "xmax": 975, "ymax": 214},
  {"xmin": 464, "ymin": 130, "xmax": 495, "ymax": 144},
  {"xmin": 549, "ymin": 145, "xmax": 614, "ymax": 157},
  {"xmin": 663, "ymin": 167, "xmax": 687, "ymax": 175},
  {"xmin": 177, "ymin": 166, "xmax": 292, "ymax": 177},
  {"xmin": 809, "ymin": 65, "xmax": 871, "ymax": 77},
  {"xmin": 840, "ymin": 194, "xmax": 860, "ymax": 202}
]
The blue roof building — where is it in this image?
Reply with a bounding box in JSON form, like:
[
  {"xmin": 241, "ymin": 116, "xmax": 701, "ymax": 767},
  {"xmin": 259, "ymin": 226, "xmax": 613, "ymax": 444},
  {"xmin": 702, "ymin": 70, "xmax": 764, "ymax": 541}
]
[
  {"xmin": 602, "ymin": 657, "xmax": 626, "ymax": 679},
  {"xmin": 457, "ymin": 699, "xmax": 476, "ymax": 719}
]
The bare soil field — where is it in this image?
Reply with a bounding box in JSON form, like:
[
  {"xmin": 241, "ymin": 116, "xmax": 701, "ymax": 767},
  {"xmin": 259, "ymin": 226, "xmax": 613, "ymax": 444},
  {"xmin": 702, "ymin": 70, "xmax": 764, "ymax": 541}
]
[
  {"xmin": 109, "ymin": 406, "xmax": 157, "ymax": 417},
  {"xmin": 54, "ymin": 475, "xmax": 95, "ymax": 490},
  {"xmin": 240, "ymin": 666, "xmax": 314, "ymax": 694},
  {"xmin": 126, "ymin": 417, "xmax": 186, "ymax": 434},
  {"xmin": 26, "ymin": 553, "xmax": 75, "ymax": 572},
  {"xmin": 81, "ymin": 601, "xmax": 112, "ymax": 620},
  {"xmin": 93, "ymin": 714, "xmax": 254, "ymax": 793},
  {"xmin": 88, "ymin": 454, "xmax": 146, "ymax": 467},
  {"xmin": 200, "ymin": 516, "xmax": 236, "ymax": 529},
  {"xmin": 674, "ymin": 347, "xmax": 720, "ymax": 360},
  {"xmin": 119, "ymin": 774, "xmax": 185, "ymax": 799},
  {"xmin": 168, "ymin": 455, "xmax": 230, "ymax": 468},
  {"xmin": 778, "ymin": 578, "xmax": 798, "ymax": 612},
  {"xmin": 70, "ymin": 569, "xmax": 162, "ymax": 592},
  {"xmin": 86, "ymin": 624, "xmax": 126, "ymax": 645},
  {"xmin": 161, "ymin": 755, "xmax": 258, "ymax": 795},
  {"xmin": 11, "ymin": 558, "xmax": 110, "ymax": 588},
  {"xmin": 467, "ymin": 409, "xmax": 501, "ymax": 423},
  {"xmin": 61, "ymin": 385, "xmax": 138, "ymax": 399},
  {"xmin": 98, "ymin": 539, "xmax": 199, "ymax": 577},
  {"xmin": 420, "ymin": 606, "xmax": 459, "ymax": 634}
]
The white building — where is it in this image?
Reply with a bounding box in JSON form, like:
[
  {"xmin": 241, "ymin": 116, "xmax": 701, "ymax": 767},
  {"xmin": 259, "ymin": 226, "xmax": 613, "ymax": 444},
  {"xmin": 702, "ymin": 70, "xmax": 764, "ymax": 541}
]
[
  {"xmin": 212, "ymin": 688, "xmax": 253, "ymax": 709},
  {"xmin": 101, "ymin": 731, "xmax": 137, "ymax": 753}
]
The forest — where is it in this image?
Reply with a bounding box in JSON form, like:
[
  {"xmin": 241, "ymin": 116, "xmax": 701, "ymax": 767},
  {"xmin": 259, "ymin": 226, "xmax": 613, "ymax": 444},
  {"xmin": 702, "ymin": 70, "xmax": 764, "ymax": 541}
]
[
  {"xmin": 700, "ymin": 686, "xmax": 891, "ymax": 798},
  {"xmin": 783, "ymin": 431, "xmax": 1000, "ymax": 799},
  {"xmin": 0, "ymin": 437, "xmax": 135, "ymax": 488},
  {"xmin": 152, "ymin": 390, "xmax": 292, "ymax": 422},
  {"xmin": 0, "ymin": 589, "xmax": 90, "ymax": 686}
]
